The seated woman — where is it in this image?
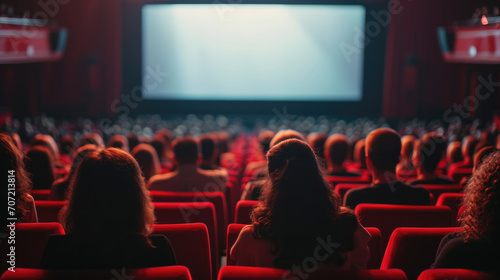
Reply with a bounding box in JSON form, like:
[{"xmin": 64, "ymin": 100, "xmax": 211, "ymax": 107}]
[
  {"xmin": 132, "ymin": 143, "xmax": 161, "ymax": 183},
  {"xmin": 0, "ymin": 134, "xmax": 38, "ymax": 225},
  {"xmin": 41, "ymin": 148, "xmax": 176, "ymax": 269},
  {"xmin": 432, "ymin": 150, "xmax": 500, "ymax": 273},
  {"xmin": 231, "ymin": 139, "xmax": 370, "ymax": 270},
  {"xmin": 26, "ymin": 145, "xmax": 56, "ymax": 189}
]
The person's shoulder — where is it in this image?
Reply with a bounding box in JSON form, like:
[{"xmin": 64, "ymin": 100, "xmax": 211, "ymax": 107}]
[{"xmin": 148, "ymin": 172, "xmax": 176, "ymax": 189}]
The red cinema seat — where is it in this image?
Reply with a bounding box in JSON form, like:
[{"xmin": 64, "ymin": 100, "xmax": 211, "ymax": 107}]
[
  {"xmin": 355, "ymin": 204, "xmax": 454, "ymax": 251},
  {"xmin": 0, "ymin": 266, "xmax": 192, "ymax": 280},
  {"xmin": 30, "ymin": 190, "xmax": 51, "ymax": 201},
  {"xmin": 457, "ymin": 205, "xmax": 466, "ymax": 220},
  {"xmin": 448, "ymin": 167, "xmax": 472, "ymax": 184},
  {"xmin": 153, "ymin": 202, "xmax": 218, "ymax": 278},
  {"xmin": 436, "ymin": 193, "xmax": 464, "ymax": 225},
  {"xmin": 334, "ymin": 184, "xmax": 368, "ymax": 199},
  {"xmin": 35, "ymin": 201, "xmax": 66, "ymax": 222},
  {"xmin": 0, "ymin": 223, "xmax": 64, "ymax": 274},
  {"xmin": 417, "ymin": 269, "xmax": 497, "ymax": 280},
  {"xmin": 150, "ymin": 191, "xmax": 227, "ymax": 254},
  {"xmin": 326, "ymin": 176, "xmax": 371, "ymax": 186},
  {"xmin": 226, "ymin": 224, "xmax": 383, "ymax": 270},
  {"xmin": 152, "ymin": 223, "xmax": 211, "ymax": 280},
  {"xmin": 419, "ymin": 185, "xmax": 463, "ymax": 202},
  {"xmin": 234, "ymin": 200, "xmax": 258, "ymax": 224},
  {"xmin": 218, "ymin": 266, "xmax": 407, "ymax": 280},
  {"xmin": 381, "ymin": 227, "xmax": 461, "ymax": 280}
]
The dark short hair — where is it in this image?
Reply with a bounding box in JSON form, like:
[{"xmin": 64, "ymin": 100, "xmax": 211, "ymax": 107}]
[
  {"xmin": 414, "ymin": 133, "xmax": 446, "ymax": 173},
  {"xmin": 199, "ymin": 134, "xmax": 218, "ymax": 161},
  {"xmin": 325, "ymin": 134, "xmax": 349, "ymax": 165},
  {"xmin": 173, "ymin": 136, "xmax": 198, "ymax": 164},
  {"xmin": 366, "ymin": 128, "xmax": 401, "ymax": 171}
]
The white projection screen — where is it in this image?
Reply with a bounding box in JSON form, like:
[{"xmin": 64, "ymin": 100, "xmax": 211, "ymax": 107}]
[{"xmin": 142, "ymin": 4, "xmax": 366, "ymax": 101}]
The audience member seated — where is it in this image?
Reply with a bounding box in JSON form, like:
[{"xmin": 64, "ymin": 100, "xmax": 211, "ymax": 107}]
[
  {"xmin": 445, "ymin": 141, "xmax": 463, "ymax": 171},
  {"xmin": 449, "ymin": 136, "xmax": 479, "ymax": 170},
  {"xmin": 432, "ymin": 151, "xmax": 500, "ymax": 273},
  {"xmin": 127, "ymin": 132, "xmax": 140, "ymax": 152},
  {"xmin": 148, "ymin": 136, "xmax": 226, "ymax": 192},
  {"xmin": 199, "ymin": 133, "xmax": 222, "ymax": 170},
  {"xmin": 0, "ymin": 134, "xmax": 38, "ymax": 225},
  {"xmin": 59, "ymin": 134, "xmax": 75, "ymax": 166},
  {"xmin": 25, "ymin": 146, "xmax": 56, "ymax": 190},
  {"xmin": 343, "ymin": 128, "xmax": 430, "ymax": 209},
  {"xmin": 307, "ymin": 132, "xmax": 328, "ymax": 169},
  {"xmin": 107, "ymin": 134, "xmax": 129, "ymax": 152},
  {"xmin": 396, "ymin": 135, "xmax": 416, "ymax": 177},
  {"xmin": 132, "ymin": 143, "xmax": 161, "ymax": 183},
  {"xmin": 241, "ymin": 130, "xmax": 305, "ymax": 200},
  {"xmin": 325, "ymin": 134, "xmax": 360, "ymax": 177},
  {"xmin": 78, "ymin": 132, "xmax": 104, "ymax": 148},
  {"xmin": 49, "ymin": 144, "xmax": 97, "ymax": 201},
  {"xmin": 244, "ymin": 130, "xmax": 275, "ymax": 179},
  {"xmin": 231, "ymin": 139, "xmax": 370, "ymax": 269},
  {"xmin": 348, "ymin": 139, "xmax": 367, "ymax": 172},
  {"xmin": 41, "ymin": 148, "xmax": 176, "ymax": 269},
  {"xmin": 408, "ymin": 133, "xmax": 454, "ymax": 185}
]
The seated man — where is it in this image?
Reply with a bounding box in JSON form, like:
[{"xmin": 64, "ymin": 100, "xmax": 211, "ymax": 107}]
[
  {"xmin": 344, "ymin": 128, "xmax": 430, "ymax": 209},
  {"xmin": 324, "ymin": 134, "xmax": 360, "ymax": 177},
  {"xmin": 199, "ymin": 133, "xmax": 221, "ymax": 170},
  {"xmin": 408, "ymin": 133, "xmax": 454, "ymax": 185},
  {"xmin": 148, "ymin": 136, "xmax": 226, "ymax": 192},
  {"xmin": 449, "ymin": 136, "xmax": 479, "ymax": 170}
]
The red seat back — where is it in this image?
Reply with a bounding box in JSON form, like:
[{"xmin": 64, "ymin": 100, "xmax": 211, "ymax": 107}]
[
  {"xmin": 226, "ymin": 224, "xmax": 383, "ymax": 270},
  {"xmin": 0, "ymin": 223, "xmax": 64, "ymax": 274},
  {"xmin": 381, "ymin": 227, "xmax": 461, "ymax": 280},
  {"xmin": 218, "ymin": 266, "xmax": 407, "ymax": 280},
  {"xmin": 0, "ymin": 266, "xmax": 192, "ymax": 280},
  {"xmin": 326, "ymin": 176, "xmax": 371, "ymax": 187},
  {"xmin": 34, "ymin": 201, "xmax": 66, "ymax": 222},
  {"xmin": 334, "ymin": 184, "xmax": 368, "ymax": 199},
  {"xmin": 419, "ymin": 185, "xmax": 463, "ymax": 202},
  {"xmin": 355, "ymin": 204, "xmax": 454, "ymax": 251},
  {"xmin": 152, "ymin": 223, "xmax": 211, "ymax": 280},
  {"xmin": 234, "ymin": 200, "xmax": 258, "ymax": 224},
  {"xmin": 150, "ymin": 191, "xmax": 227, "ymax": 254},
  {"xmin": 448, "ymin": 167, "xmax": 472, "ymax": 184},
  {"xmin": 417, "ymin": 269, "xmax": 497, "ymax": 280},
  {"xmin": 30, "ymin": 190, "xmax": 51, "ymax": 201},
  {"xmin": 153, "ymin": 202, "xmax": 218, "ymax": 278},
  {"xmin": 436, "ymin": 193, "xmax": 464, "ymax": 225}
]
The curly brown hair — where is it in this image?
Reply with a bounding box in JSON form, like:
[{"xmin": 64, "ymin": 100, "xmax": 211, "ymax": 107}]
[
  {"xmin": 251, "ymin": 139, "xmax": 358, "ymax": 268},
  {"xmin": 460, "ymin": 150, "xmax": 500, "ymax": 245}
]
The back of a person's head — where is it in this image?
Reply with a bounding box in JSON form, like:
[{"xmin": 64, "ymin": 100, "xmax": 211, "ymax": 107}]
[
  {"xmin": 132, "ymin": 143, "xmax": 161, "ymax": 182},
  {"xmin": 463, "ymin": 136, "xmax": 479, "ymax": 160},
  {"xmin": 217, "ymin": 132, "xmax": 229, "ymax": 154},
  {"xmin": 61, "ymin": 148, "xmax": 154, "ymax": 238},
  {"xmin": 31, "ymin": 134, "xmax": 59, "ymax": 161},
  {"xmin": 354, "ymin": 139, "xmax": 367, "ymax": 168},
  {"xmin": 253, "ymin": 138, "xmax": 357, "ymax": 268},
  {"xmin": 199, "ymin": 134, "xmax": 219, "ymax": 161},
  {"xmin": 461, "ymin": 150, "xmax": 500, "ymax": 245},
  {"xmin": 107, "ymin": 134, "xmax": 129, "ymax": 153},
  {"xmin": 307, "ymin": 133, "xmax": 327, "ymax": 160},
  {"xmin": 401, "ymin": 135, "xmax": 416, "ymax": 160},
  {"xmin": 0, "ymin": 134, "xmax": 32, "ymax": 221},
  {"xmin": 473, "ymin": 146, "xmax": 497, "ymax": 171},
  {"xmin": 269, "ymin": 129, "xmax": 306, "ymax": 148},
  {"xmin": 60, "ymin": 134, "xmax": 75, "ymax": 156},
  {"xmin": 26, "ymin": 146, "xmax": 55, "ymax": 190},
  {"xmin": 79, "ymin": 132, "xmax": 104, "ymax": 148},
  {"xmin": 258, "ymin": 129, "xmax": 275, "ymax": 155},
  {"xmin": 413, "ymin": 133, "xmax": 446, "ymax": 173},
  {"xmin": 173, "ymin": 136, "xmax": 198, "ymax": 165},
  {"xmin": 126, "ymin": 132, "xmax": 140, "ymax": 152},
  {"xmin": 150, "ymin": 138, "xmax": 165, "ymax": 161},
  {"xmin": 365, "ymin": 128, "xmax": 401, "ymax": 172},
  {"xmin": 447, "ymin": 141, "xmax": 463, "ymax": 164},
  {"xmin": 325, "ymin": 134, "xmax": 349, "ymax": 166}
]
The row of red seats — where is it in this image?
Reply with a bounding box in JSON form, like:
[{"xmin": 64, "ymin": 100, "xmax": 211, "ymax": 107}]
[{"xmin": 2, "ymin": 223, "xmax": 495, "ymax": 280}]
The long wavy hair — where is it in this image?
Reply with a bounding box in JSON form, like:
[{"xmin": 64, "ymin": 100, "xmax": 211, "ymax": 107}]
[
  {"xmin": 251, "ymin": 139, "xmax": 358, "ymax": 268},
  {"xmin": 460, "ymin": 150, "xmax": 500, "ymax": 247},
  {"xmin": 0, "ymin": 134, "xmax": 32, "ymax": 221},
  {"xmin": 60, "ymin": 148, "xmax": 155, "ymax": 245}
]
